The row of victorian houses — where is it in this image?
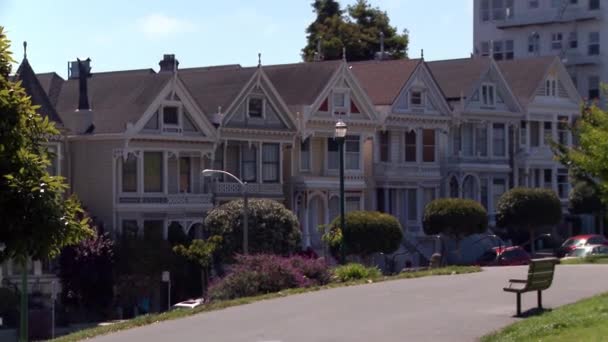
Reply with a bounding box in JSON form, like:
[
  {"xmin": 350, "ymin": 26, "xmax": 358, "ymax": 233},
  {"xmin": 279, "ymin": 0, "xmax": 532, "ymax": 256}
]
[{"xmin": 2, "ymin": 50, "xmax": 581, "ymax": 287}]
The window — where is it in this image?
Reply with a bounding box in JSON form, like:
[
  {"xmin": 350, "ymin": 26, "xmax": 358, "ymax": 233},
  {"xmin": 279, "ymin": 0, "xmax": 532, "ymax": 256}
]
[
  {"xmin": 327, "ymin": 138, "xmax": 339, "ymax": 170},
  {"xmin": 480, "ymin": 178, "xmax": 489, "ymax": 209},
  {"xmin": 505, "ymin": 40, "xmax": 514, "ymax": 60},
  {"xmin": 332, "ymin": 91, "xmax": 347, "ymax": 115},
  {"xmin": 163, "ymin": 106, "xmax": 179, "ymax": 125},
  {"xmin": 551, "ymin": 32, "xmax": 563, "ymax": 50},
  {"xmin": 545, "ymin": 78, "xmax": 557, "ymax": 96},
  {"xmin": 144, "ymin": 152, "xmax": 163, "ymax": 192},
  {"xmin": 262, "ymin": 143, "xmax": 280, "ymax": 182},
  {"xmin": 405, "ymin": 131, "xmax": 417, "ymax": 162},
  {"xmin": 248, "ymin": 97, "xmax": 263, "ymax": 118},
  {"xmin": 475, "ymin": 125, "xmax": 488, "ymax": 156},
  {"xmin": 493, "ymin": 123, "xmax": 506, "ymax": 156},
  {"xmin": 122, "ymin": 220, "xmax": 139, "ymax": 239},
  {"xmin": 452, "ymin": 127, "xmax": 461, "ymax": 155},
  {"xmin": 422, "ymin": 129, "xmax": 435, "ymax": 162},
  {"xmin": 406, "ymin": 189, "xmax": 417, "ymax": 221},
  {"xmin": 491, "ymin": 0, "xmax": 511, "ymax": 20},
  {"xmin": 528, "ymin": 33, "xmax": 540, "ymax": 54},
  {"xmin": 300, "ymin": 138, "xmax": 310, "ymax": 170},
  {"xmin": 493, "ymin": 41, "xmax": 503, "ymax": 60},
  {"xmin": 568, "ymin": 31, "xmax": 578, "ymax": 49},
  {"xmin": 410, "ymin": 91, "xmax": 423, "ymax": 106},
  {"xmin": 179, "ymin": 157, "xmax": 191, "ymax": 193},
  {"xmin": 558, "ymin": 116, "xmax": 569, "ymax": 145},
  {"xmin": 529, "ymin": 0, "xmax": 539, "ymax": 8},
  {"xmin": 588, "ymin": 76, "xmax": 600, "ymax": 100},
  {"xmin": 519, "ymin": 121, "xmax": 527, "ymax": 147},
  {"xmin": 544, "ymin": 121, "xmax": 553, "ymax": 144},
  {"xmin": 462, "ymin": 123, "xmax": 474, "ymax": 156},
  {"xmin": 544, "ymin": 169, "xmax": 553, "ymax": 189},
  {"xmin": 143, "ymin": 220, "xmax": 164, "ymax": 242},
  {"xmin": 345, "ymin": 135, "xmax": 360, "ymax": 170},
  {"xmin": 379, "ymin": 131, "xmax": 390, "ymax": 162},
  {"xmin": 530, "ymin": 121, "xmax": 540, "ymax": 147},
  {"xmin": 463, "ymin": 176, "xmax": 476, "ymax": 200},
  {"xmin": 241, "ymin": 145, "xmax": 257, "ymax": 182},
  {"xmin": 482, "ymin": 84, "xmax": 495, "ymax": 106},
  {"xmin": 481, "ymin": 41, "xmax": 490, "ymax": 56},
  {"xmin": 346, "ymin": 196, "xmax": 361, "ymax": 213},
  {"xmin": 589, "ymin": 0, "xmax": 599, "ymax": 10},
  {"xmin": 588, "ymin": 32, "xmax": 600, "ymax": 55},
  {"xmin": 492, "ymin": 178, "xmax": 506, "ymax": 211},
  {"xmin": 481, "ymin": 0, "xmax": 490, "ymax": 21},
  {"xmin": 557, "ymin": 169, "xmax": 569, "ymax": 199}
]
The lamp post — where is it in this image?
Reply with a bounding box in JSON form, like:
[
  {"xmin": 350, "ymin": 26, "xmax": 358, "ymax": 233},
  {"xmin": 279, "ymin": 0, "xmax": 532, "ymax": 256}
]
[
  {"xmin": 202, "ymin": 169, "xmax": 249, "ymax": 255},
  {"xmin": 334, "ymin": 120, "xmax": 348, "ymax": 263}
]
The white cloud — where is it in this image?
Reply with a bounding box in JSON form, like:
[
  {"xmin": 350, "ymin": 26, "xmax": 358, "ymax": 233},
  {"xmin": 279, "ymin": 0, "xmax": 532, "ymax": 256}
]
[{"xmin": 136, "ymin": 13, "xmax": 197, "ymax": 39}]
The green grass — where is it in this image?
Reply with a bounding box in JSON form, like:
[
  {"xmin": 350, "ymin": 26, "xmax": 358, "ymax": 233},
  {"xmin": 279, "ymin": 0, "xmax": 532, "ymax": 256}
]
[
  {"xmin": 51, "ymin": 265, "xmax": 480, "ymax": 342},
  {"xmin": 482, "ymin": 292, "xmax": 608, "ymax": 342},
  {"xmin": 560, "ymin": 255, "xmax": 608, "ymax": 265}
]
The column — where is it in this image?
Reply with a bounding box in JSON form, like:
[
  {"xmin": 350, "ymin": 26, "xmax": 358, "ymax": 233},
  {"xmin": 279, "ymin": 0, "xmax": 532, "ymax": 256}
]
[
  {"xmin": 163, "ymin": 151, "xmax": 169, "ymax": 194},
  {"xmin": 525, "ymin": 120, "xmax": 531, "ymax": 153},
  {"xmin": 258, "ymin": 141, "xmax": 263, "ymax": 184}
]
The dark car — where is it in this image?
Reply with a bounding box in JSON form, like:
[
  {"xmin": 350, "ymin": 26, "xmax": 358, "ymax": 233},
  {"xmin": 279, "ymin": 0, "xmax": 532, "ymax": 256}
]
[
  {"xmin": 556, "ymin": 234, "xmax": 608, "ymax": 258},
  {"xmin": 476, "ymin": 246, "xmax": 531, "ymax": 266}
]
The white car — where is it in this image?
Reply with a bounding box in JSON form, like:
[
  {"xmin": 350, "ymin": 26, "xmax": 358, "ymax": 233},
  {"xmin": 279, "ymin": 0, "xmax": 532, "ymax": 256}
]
[
  {"xmin": 566, "ymin": 244, "xmax": 608, "ymax": 258},
  {"xmin": 172, "ymin": 298, "xmax": 204, "ymax": 310}
]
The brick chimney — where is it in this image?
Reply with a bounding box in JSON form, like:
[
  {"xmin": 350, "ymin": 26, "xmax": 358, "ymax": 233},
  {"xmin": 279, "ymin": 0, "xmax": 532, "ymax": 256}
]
[{"xmin": 159, "ymin": 54, "xmax": 179, "ymax": 72}]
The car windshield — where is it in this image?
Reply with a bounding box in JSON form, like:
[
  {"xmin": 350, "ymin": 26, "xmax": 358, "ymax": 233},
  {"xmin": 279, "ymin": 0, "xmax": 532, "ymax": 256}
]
[
  {"xmin": 563, "ymin": 238, "xmax": 584, "ymax": 247},
  {"xmin": 570, "ymin": 248, "xmax": 587, "ymax": 257}
]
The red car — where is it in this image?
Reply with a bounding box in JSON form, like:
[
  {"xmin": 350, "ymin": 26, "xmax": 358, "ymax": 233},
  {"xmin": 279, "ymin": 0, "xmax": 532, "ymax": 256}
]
[
  {"xmin": 476, "ymin": 246, "xmax": 531, "ymax": 266},
  {"xmin": 557, "ymin": 234, "xmax": 608, "ymax": 257}
]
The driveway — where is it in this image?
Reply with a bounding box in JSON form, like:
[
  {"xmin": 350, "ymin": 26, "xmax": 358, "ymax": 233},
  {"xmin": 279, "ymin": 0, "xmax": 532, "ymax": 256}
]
[{"xmin": 93, "ymin": 265, "xmax": 608, "ymax": 342}]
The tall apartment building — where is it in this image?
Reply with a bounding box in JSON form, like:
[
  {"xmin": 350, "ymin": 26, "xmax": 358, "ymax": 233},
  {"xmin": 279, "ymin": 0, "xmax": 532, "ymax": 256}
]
[{"xmin": 473, "ymin": 0, "xmax": 604, "ymax": 102}]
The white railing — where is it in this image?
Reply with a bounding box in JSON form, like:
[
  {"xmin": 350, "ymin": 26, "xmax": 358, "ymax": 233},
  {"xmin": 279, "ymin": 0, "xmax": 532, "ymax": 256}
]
[
  {"xmin": 212, "ymin": 182, "xmax": 283, "ymax": 195},
  {"xmin": 118, "ymin": 193, "xmax": 213, "ymax": 205}
]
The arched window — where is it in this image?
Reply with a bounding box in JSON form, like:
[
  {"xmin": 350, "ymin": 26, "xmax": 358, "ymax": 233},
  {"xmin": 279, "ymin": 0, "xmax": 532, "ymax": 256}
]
[{"xmin": 462, "ymin": 175, "xmax": 477, "ymax": 200}]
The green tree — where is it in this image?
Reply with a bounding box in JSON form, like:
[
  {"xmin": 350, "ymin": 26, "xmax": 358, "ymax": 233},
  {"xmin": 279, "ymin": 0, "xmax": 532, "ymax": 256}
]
[
  {"xmin": 422, "ymin": 198, "xmax": 488, "ymax": 263},
  {"xmin": 496, "ymin": 188, "xmax": 562, "ymax": 255},
  {"xmin": 0, "ymin": 27, "xmax": 93, "ymax": 339},
  {"xmin": 324, "ymin": 211, "xmax": 403, "ymax": 263},
  {"xmin": 173, "ymin": 236, "xmax": 222, "ymax": 296},
  {"xmin": 302, "ymin": 0, "xmax": 409, "ymax": 62}
]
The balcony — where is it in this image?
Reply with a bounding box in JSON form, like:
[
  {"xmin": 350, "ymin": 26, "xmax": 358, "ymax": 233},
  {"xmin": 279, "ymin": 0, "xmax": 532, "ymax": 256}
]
[
  {"xmin": 118, "ymin": 193, "xmax": 213, "ymax": 207},
  {"xmin": 374, "ymin": 163, "xmax": 441, "ymax": 180},
  {"xmin": 211, "ymin": 182, "xmax": 284, "ymax": 197},
  {"xmin": 496, "ymin": 9, "xmax": 601, "ymax": 29}
]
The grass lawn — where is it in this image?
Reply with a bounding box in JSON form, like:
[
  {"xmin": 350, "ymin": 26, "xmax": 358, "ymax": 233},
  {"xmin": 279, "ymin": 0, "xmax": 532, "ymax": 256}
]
[
  {"xmin": 482, "ymin": 292, "xmax": 608, "ymax": 342},
  {"xmin": 52, "ymin": 265, "xmax": 480, "ymax": 342},
  {"xmin": 560, "ymin": 255, "xmax": 608, "ymax": 265}
]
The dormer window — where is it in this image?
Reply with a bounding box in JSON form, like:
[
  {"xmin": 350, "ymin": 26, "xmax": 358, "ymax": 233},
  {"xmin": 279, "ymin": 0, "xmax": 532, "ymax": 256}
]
[
  {"xmin": 481, "ymin": 83, "xmax": 495, "ymax": 107},
  {"xmin": 545, "ymin": 78, "xmax": 557, "ymax": 97},
  {"xmin": 248, "ymin": 97, "xmax": 264, "ymax": 118},
  {"xmin": 410, "ymin": 90, "xmax": 423, "ymax": 107},
  {"xmin": 332, "ymin": 90, "xmax": 349, "ymax": 115},
  {"xmin": 163, "ymin": 106, "xmax": 179, "ymax": 125}
]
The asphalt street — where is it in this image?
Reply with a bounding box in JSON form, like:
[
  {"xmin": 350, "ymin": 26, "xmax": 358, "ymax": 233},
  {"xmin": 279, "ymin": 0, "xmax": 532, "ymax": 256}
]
[{"xmin": 93, "ymin": 265, "xmax": 608, "ymax": 342}]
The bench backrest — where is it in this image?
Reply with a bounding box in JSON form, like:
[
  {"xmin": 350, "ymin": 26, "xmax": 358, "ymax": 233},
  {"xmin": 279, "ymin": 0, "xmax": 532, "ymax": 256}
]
[{"xmin": 525, "ymin": 258, "xmax": 558, "ymax": 291}]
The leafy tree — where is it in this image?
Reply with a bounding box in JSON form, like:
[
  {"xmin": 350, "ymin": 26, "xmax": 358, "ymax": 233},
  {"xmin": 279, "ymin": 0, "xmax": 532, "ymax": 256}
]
[
  {"xmin": 422, "ymin": 198, "xmax": 488, "ymax": 262},
  {"xmin": 496, "ymin": 188, "xmax": 562, "ymax": 255},
  {"xmin": 302, "ymin": 0, "xmax": 409, "ymax": 61},
  {"xmin": 58, "ymin": 232, "xmax": 114, "ymax": 316},
  {"xmin": 204, "ymin": 199, "xmax": 301, "ymax": 258},
  {"xmin": 569, "ymin": 180, "xmax": 603, "ymax": 215},
  {"xmin": 173, "ymin": 236, "xmax": 222, "ymax": 296},
  {"xmin": 0, "ymin": 27, "xmax": 93, "ymax": 337},
  {"xmin": 324, "ymin": 211, "xmax": 403, "ymax": 262}
]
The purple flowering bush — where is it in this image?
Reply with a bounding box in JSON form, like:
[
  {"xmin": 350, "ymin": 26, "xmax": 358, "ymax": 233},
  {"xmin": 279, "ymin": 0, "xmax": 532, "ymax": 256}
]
[{"xmin": 208, "ymin": 254, "xmax": 330, "ymax": 300}]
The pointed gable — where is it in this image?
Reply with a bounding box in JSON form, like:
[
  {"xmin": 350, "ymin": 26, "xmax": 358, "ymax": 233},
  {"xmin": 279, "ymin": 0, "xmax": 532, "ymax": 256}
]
[
  {"xmin": 350, "ymin": 58, "xmax": 420, "ymax": 106},
  {"xmin": 390, "ymin": 62, "xmax": 450, "ymax": 115},
  {"xmin": 15, "ymin": 58, "xmax": 64, "ymax": 126}
]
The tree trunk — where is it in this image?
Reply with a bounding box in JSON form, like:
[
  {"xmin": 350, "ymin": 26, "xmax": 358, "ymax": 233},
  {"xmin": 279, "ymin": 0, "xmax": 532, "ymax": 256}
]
[
  {"xmin": 529, "ymin": 228, "xmax": 536, "ymax": 257},
  {"xmin": 201, "ymin": 267, "xmax": 208, "ymax": 298}
]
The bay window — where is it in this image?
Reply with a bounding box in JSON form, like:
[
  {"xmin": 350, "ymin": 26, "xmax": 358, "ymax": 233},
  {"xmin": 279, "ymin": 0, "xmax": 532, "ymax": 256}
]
[
  {"xmin": 492, "ymin": 123, "xmax": 506, "ymax": 157},
  {"xmin": 179, "ymin": 157, "xmax": 191, "ymax": 193},
  {"xmin": 345, "ymin": 136, "xmax": 360, "ymax": 170},
  {"xmin": 262, "ymin": 143, "xmax": 280, "ymax": 182},
  {"xmin": 241, "ymin": 146, "xmax": 257, "ymax": 182},
  {"xmin": 300, "ymin": 138, "xmax": 310, "ymax": 170},
  {"xmin": 422, "ymin": 129, "xmax": 435, "ymax": 162},
  {"xmin": 327, "ymin": 138, "xmax": 339, "ymax": 170},
  {"xmin": 144, "ymin": 152, "xmax": 163, "ymax": 193}
]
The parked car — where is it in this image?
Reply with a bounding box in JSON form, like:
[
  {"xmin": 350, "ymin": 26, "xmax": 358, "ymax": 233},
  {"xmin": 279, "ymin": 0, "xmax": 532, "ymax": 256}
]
[
  {"xmin": 476, "ymin": 246, "xmax": 531, "ymax": 266},
  {"xmin": 566, "ymin": 244, "xmax": 608, "ymax": 259},
  {"xmin": 556, "ymin": 234, "xmax": 608, "ymax": 257},
  {"xmin": 172, "ymin": 298, "xmax": 204, "ymax": 310}
]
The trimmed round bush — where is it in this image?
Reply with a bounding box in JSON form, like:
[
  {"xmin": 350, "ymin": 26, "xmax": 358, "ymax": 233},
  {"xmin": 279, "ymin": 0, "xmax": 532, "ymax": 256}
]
[
  {"xmin": 332, "ymin": 263, "xmax": 382, "ymax": 282},
  {"xmin": 496, "ymin": 188, "xmax": 562, "ymax": 229},
  {"xmin": 204, "ymin": 199, "xmax": 301, "ymax": 257},
  {"xmin": 326, "ymin": 211, "xmax": 403, "ymax": 258},
  {"xmin": 569, "ymin": 181, "xmax": 603, "ymax": 215},
  {"xmin": 423, "ymin": 198, "xmax": 488, "ymax": 238}
]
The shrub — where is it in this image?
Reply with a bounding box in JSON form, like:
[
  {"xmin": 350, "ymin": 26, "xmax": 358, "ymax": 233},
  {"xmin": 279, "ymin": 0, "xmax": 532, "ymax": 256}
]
[
  {"xmin": 332, "ymin": 263, "xmax": 382, "ymax": 282},
  {"xmin": 423, "ymin": 198, "xmax": 488, "ymax": 238},
  {"xmin": 204, "ymin": 199, "xmax": 301, "ymax": 258},
  {"xmin": 569, "ymin": 181, "xmax": 603, "ymax": 215},
  {"xmin": 496, "ymin": 188, "xmax": 562, "ymax": 254},
  {"xmin": 325, "ymin": 211, "xmax": 403, "ymax": 260},
  {"xmin": 0, "ymin": 287, "xmax": 19, "ymax": 328},
  {"xmin": 208, "ymin": 254, "xmax": 330, "ymax": 301}
]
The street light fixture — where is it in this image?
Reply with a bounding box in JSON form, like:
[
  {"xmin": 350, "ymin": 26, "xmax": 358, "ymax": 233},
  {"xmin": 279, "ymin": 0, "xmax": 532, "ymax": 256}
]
[
  {"xmin": 334, "ymin": 120, "xmax": 347, "ymax": 263},
  {"xmin": 202, "ymin": 169, "xmax": 249, "ymax": 255}
]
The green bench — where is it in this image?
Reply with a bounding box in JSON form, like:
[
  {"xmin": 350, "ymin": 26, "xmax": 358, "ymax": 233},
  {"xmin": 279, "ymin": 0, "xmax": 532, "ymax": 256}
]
[{"xmin": 503, "ymin": 258, "xmax": 559, "ymax": 316}]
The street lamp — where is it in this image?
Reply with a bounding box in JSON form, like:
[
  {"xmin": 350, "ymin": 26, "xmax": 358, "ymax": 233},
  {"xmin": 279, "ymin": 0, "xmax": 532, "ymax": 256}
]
[
  {"xmin": 335, "ymin": 120, "xmax": 347, "ymax": 263},
  {"xmin": 202, "ymin": 169, "xmax": 249, "ymax": 255}
]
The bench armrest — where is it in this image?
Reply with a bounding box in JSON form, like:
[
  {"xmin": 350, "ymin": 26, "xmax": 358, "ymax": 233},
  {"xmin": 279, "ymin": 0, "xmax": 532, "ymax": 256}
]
[{"xmin": 508, "ymin": 279, "xmax": 527, "ymax": 283}]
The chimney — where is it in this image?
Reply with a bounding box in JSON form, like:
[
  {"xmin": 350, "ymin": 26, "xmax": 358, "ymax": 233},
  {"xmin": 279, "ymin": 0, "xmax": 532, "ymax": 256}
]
[
  {"xmin": 76, "ymin": 58, "xmax": 92, "ymax": 111},
  {"xmin": 314, "ymin": 38, "xmax": 323, "ymax": 62},
  {"xmin": 159, "ymin": 54, "xmax": 179, "ymax": 72},
  {"xmin": 375, "ymin": 32, "xmax": 387, "ymax": 60}
]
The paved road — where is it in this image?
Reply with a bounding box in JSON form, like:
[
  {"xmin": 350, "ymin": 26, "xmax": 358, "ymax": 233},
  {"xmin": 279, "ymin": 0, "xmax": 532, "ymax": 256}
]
[{"xmin": 94, "ymin": 265, "xmax": 608, "ymax": 342}]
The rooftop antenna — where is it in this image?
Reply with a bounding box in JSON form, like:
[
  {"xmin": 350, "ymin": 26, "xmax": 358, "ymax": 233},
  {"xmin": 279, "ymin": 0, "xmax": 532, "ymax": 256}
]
[
  {"xmin": 258, "ymin": 52, "xmax": 262, "ymax": 68},
  {"xmin": 421, "ymin": 49, "xmax": 424, "ymax": 60},
  {"xmin": 23, "ymin": 41, "xmax": 27, "ymax": 59}
]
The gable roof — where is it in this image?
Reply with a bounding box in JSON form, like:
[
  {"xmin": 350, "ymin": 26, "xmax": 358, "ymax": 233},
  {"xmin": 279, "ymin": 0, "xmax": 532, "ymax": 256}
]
[
  {"xmin": 14, "ymin": 58, "xmax": 64, "ymax": 126},
  {"xmin": 496, "ymin": 56, "xmax": 557, "ymax": 105},
  {"xmin": 54, "ymin": 69, "xmax": 170, "ymax": 134},
  {"xmin": 349, "ymin": 58, "xmax": 421, "ymax": 105},
  {"xmin": 427, "ymin": 57, "xmax": 491, "ymax": 101}
]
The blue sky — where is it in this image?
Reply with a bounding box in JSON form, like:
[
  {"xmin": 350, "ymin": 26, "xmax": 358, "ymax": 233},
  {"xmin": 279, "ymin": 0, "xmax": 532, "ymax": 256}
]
[{"xmin": 1, "ymin": 0, "xmax": 473, "ymax": 77}]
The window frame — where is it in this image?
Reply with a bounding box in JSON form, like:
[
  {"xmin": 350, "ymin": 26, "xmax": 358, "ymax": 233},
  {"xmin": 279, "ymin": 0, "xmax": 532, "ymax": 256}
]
[
  {"xmin": 492, "ymin": 123, "xmax": 506, "ymax": 157},
  {"xmin": 247, "ymin": 96, "xmax": 265, "ymax": 118},
  {"xmin": 405, "ymin": 130, "xmax": 417, "ymax": 163},
  {"xmin": 422, "ymin": 129, "xmax": 436, "ymax": 162},
  {"xmin": 179, "ymin": 156, "xmax": 192, "ymax": 193},
  {"xmin": 300, "ymin": 138, "xmax": 311, "ymax": 171},
  {"xmin": 481, "ymin": 83, "xmax": 496, "ymax": 107},
  {"xmin": 331, "ymin": 89, "xmax": 350, "ymax": 116},
  {"xmin": 410, "ymin": 90, "xmax": 424, "ymax": 107},
  {"xmin": 262, "ymin": 143, "xmax": 280, "ymax": 183},
  {"xmin": 379, "ymin": 131, "xmax": 390, "ymax": 162},
  {"xmin": 121, "ymin": 153, "xmax": 139, "ymax": 193},
  {"xmin": 241, "ymin": 145, "xmax": 258, "ymax": 182},
  {"xmin": 551, "ymin": 32, "xmax": 563, "ymax": 50},
  {"xmin": 344, "ymin": 135, "xmax": 361, "ymax": 170},
  {"xmin": 588, "ymin": 32, "xmax": 600, "ymax": 56},
  {"xmin": 588, "ymin": 75, "xmax": 600, "ymax": 100},
  {"xmin": 143, "ymin": 151, "xmax": 164, "ymax": 193}
]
